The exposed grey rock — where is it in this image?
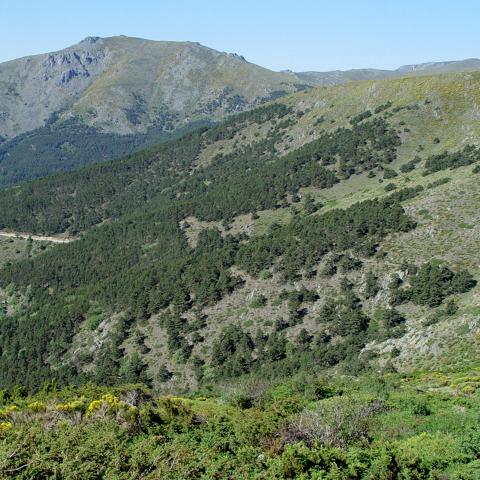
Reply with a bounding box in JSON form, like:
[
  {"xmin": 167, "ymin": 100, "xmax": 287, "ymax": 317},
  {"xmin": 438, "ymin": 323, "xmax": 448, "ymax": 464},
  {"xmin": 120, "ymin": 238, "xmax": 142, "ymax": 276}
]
[
  {"xmin": 0, "ymin": 37, "xmax": 110, "ymax": 138},
  {"xmin": 0, "ymin": 36, "xmax": 309, "ymax": 140}
]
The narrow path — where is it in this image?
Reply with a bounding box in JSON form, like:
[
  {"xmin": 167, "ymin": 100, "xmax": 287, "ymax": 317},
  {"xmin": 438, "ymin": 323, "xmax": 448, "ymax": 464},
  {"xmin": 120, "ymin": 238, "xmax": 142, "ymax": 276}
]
[{"xmin": 0, "ymin": 231, "xmax": 73, "ymax": 244}]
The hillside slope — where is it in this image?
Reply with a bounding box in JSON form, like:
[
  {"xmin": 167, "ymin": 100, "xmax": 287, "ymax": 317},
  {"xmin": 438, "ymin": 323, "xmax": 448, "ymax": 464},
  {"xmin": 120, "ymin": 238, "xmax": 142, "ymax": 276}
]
[{"xmin": 0, "ymin": 72, "xmax": 479, "ymax": 394}]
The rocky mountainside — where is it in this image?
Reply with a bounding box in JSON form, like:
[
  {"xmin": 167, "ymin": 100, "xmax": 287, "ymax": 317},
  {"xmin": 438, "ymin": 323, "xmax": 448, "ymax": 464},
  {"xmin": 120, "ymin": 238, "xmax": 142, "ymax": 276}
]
[
  {"xmin": 0, "ymin": 35, "xmax": 309, "ymax": 141},
  {"xmin": 0, "ymin": 37, "xmax": 108, "ymax": 141},
  {"xmin": 295, "ymin": 57, "xmax": 480, "ymax": 85}
]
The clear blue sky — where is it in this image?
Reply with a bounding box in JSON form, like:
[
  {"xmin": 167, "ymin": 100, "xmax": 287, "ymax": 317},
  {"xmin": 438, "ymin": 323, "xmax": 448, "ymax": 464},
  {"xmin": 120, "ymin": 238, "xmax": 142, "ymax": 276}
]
[{"xmin": 1, "ymin": 0, "xmax": 479, "ymax": 71}]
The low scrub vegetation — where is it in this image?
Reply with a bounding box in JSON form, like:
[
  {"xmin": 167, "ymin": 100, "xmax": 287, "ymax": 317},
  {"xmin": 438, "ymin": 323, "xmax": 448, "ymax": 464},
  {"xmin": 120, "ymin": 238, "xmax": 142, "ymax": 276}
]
[{"xmin": 1, "ymin": 369, "xmax": 480, "ymax": 478}]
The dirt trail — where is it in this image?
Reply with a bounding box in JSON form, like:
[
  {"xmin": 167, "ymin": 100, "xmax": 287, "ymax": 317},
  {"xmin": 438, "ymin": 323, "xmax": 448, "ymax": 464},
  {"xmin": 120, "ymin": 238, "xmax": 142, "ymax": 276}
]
[{"xmin": 0, "ymin": 231, "xmax": 74, "ymax": 244}]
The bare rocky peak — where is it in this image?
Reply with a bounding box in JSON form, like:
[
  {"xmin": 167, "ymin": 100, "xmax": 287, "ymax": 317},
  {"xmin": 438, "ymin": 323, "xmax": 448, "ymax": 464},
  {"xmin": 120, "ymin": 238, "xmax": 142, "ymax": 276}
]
[
  {"xmin": 0, "ymin": 37, "xmax": 111, "ymax": 138},
  {"xmin": 40, "ymin": 40, "xmax": 108, "ymax": 84},
  {"xmin": 0, "ymin": 36, "xmax": 306, "ymax": 139}
]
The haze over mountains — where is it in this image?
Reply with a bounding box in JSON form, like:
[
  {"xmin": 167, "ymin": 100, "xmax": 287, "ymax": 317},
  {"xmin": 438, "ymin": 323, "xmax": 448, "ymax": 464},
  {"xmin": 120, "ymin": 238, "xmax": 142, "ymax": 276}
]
[{"xmin": 295, "ymin": 58, "xmax": 480, "ymax": 85}]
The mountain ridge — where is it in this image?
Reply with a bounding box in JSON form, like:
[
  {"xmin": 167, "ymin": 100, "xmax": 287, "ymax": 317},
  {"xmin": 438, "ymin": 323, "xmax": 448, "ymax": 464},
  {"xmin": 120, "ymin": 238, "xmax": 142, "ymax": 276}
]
[
  {"xmin": 2, "ymin": 35, "xmax": 479, "ymax": 142},
  {"xmin": 1, "ymin": 37, "xmax": 479, "ymax": 188},
  {"xmin": 295, "ymin": 57, "xmax": 480, "ymax": 85}
]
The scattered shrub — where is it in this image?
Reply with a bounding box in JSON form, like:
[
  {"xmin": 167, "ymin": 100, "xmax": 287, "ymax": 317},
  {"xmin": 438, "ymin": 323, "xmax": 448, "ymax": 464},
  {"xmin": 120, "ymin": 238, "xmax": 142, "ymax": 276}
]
[
  {"xmin": 383, "ymin": 168, "xmax": 398, "ymax": 179},
  {"xmin": 250, "ymin": 295, "xmax": 267, "ymax": 308}
]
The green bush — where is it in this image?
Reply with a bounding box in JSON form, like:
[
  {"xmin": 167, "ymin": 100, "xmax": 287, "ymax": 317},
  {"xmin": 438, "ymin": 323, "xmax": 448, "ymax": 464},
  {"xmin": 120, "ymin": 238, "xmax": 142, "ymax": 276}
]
[{"xmin": 383, "ymin": 167, "xmax": 398, "ymax": 179}]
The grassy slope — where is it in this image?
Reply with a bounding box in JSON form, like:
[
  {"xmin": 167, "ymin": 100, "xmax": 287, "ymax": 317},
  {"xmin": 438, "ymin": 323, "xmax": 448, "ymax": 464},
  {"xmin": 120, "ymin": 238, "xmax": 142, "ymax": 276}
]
[{"xmin": 0, "ymin": 237, "xmax": 53, "ymax": 269}]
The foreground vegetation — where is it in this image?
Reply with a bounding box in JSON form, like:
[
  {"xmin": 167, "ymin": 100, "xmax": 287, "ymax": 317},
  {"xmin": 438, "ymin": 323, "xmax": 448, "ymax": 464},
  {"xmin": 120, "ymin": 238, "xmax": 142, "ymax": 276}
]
[{"xmin": 1, "ymin": 367, "xmax": 480, "ymax": 479}]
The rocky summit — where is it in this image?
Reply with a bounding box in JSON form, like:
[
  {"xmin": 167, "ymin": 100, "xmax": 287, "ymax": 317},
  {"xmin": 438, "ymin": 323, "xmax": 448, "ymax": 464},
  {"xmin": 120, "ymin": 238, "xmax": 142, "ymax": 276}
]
[{"xmin": 0, "ymin": 35, "xmax": 310, "ymax": 140}]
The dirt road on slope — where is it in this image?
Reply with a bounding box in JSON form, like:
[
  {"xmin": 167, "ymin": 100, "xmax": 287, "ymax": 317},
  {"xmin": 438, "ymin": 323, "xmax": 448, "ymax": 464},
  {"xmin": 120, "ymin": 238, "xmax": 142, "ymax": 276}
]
[{"xmin": 0, "ymin": 231, "xmax": 73, "ymax": 244}]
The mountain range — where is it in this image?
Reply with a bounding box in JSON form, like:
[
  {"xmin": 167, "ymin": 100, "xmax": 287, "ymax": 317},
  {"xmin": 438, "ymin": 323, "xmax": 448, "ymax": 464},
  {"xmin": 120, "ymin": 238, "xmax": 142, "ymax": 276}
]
[
  {"xmin": 295, "ymin": 57, "xmax": 480, "ymax": 85},
  {"xmin": 1, "ymin": 36, "xmax": 480, "ymax": 187},
  {"xmin": 3, "ymin": 35, "xmax": 480, "ymax": 142}
]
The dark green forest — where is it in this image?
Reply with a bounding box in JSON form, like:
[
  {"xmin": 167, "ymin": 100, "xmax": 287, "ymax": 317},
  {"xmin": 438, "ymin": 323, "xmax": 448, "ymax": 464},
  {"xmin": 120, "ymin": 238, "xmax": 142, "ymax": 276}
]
[
  {"xmin": 0, "ymin": 106, "xmax": 401, "ymax": 234},
  {"xmin": 0, "ymin": 118, "xmax": 210, "ymax": 188}
]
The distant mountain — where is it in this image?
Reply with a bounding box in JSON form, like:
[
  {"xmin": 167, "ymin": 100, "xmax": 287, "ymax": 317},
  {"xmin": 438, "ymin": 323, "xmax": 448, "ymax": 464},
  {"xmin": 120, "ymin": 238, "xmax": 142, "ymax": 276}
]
[
  {"xmin": 295, "ymin": 58, "xmax": 480, "ymax": 85},
  {"xmin": 0, "ymin": 35, "xmax": 309, "ymax": 141},
  {"xmin": 0, "ymin": 36, "xmax": 312, "ymax": 186}
]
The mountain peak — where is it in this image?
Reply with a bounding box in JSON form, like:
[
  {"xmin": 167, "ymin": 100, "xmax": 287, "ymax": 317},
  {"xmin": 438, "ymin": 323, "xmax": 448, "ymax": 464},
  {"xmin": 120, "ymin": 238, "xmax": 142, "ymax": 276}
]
[
  {"xmin": 0, "ymin": 36, "xmax": 309, "ymax": 142},
  {"xmin": 80, "ymin": 35, "xmax": 102, "ymax": 45}
]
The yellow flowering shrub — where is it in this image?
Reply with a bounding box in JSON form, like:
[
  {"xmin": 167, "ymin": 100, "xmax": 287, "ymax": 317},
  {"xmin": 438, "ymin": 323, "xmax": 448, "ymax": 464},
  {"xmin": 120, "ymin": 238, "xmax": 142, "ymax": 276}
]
[
  {"xmin": 0, "ymin": 405, "xmax": 17, "ymax": 420},
  {"xmin": 102, "ymin": 394, "xmax": 120, "ymax": 408},
  {"xmin": 0, "ymin": 421, "xmax": 12, "ymax": 435},
  {"xmin": 86, "ymin": 399, "xmax": 103, "ymax": 416},
  {"xmin": 55, "ymin": 400, "xmax": 85, "ymax": 413},
  {"xmin": 86, "ymin": 394, "xmax": 121, "ymax": 417},
  {"xmin": 450, "ymin": 376, "xmax": 480, "ymax": 386},
  {"xmin": 28, "ymin": 401, "xmax": 47, "ymax": 413}
]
